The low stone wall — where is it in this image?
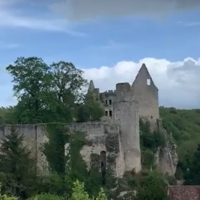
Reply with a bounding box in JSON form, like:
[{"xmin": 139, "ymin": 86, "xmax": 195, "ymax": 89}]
[{"xmin": 0, "ymin": 122, "xmax": 121, "ymax": 175}]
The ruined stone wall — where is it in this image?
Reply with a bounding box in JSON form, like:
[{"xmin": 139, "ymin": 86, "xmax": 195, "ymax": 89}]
[
  {"xmin": 113, "ymin": 99, "xmax": 141, "ymax": 173},
  {"xmin": 132, "ymin": 64, "xmax": 159, "ymax": 123},
  {"xmin": 71, "ymin": 122, "xmax": 125, "ymax": 177},
  {"xmin": 0, "ymin": 125, "xmax": 49, "ymax": 174},
  {"xmin": 0, "ymin": 123, "xmax": 126, "ymax": 178},
  {"xmin": 100, "ymin": 90, "xmax": 116, "ymax": 119},
  {"xmin": 132, "ymin": 81, "xmax": 159, "ymax": 123},
  {"xmin": 115, "ymin": 83, "xmax": 132, "ymax": 102}
]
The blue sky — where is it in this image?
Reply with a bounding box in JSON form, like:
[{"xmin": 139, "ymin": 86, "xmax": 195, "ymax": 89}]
[{"xmin": 0, "ymin": 0, "xmax": 200, "ymax": 108}]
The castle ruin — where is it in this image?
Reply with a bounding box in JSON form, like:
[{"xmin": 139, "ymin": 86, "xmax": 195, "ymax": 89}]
[
  {"xmin": 92, "ymin": 63, "xmax": 159, "ymax": 124},
  {"xmin": 0, "ymin": 63, "xmax": 178, "ymax": 180},
  {"xmin": 82, "ymin": 63, "xmax": 160, "ymax": 175}
]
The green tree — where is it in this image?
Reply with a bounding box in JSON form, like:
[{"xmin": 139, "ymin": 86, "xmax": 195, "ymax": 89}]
[
  {"xmin": 135, "ymin": 171, "xmax": 169, "ymax": 200},
  {"xmin": 184, "ymin": 144, "xmax": 200, "ymax": 185},
  {"xmin": 76, "ymin": 92, "xmax": 104, "ymax": 122},
  {"xmin": 0, "ymin": 126, "xmax": 36, "ymax": 199},
  {"xmin": 0, "ymin": 107, "xmax": 16, "ymax": 125},
  {"xmin": 45, "ymin": 61, "xmax": 87, "ymax": 123},
  {"xmin": 0, "ymin": 183, "xmax": 18, "ymax": 200},
  {"xmin": 27, "ymin": 180, "xmax": 108, "ymax": 200},
  {"xmin": 6, "ymin": 57, "xmax": 51, "ymax": 123},
  {"xmin": 6, "ymin": 58, "xmax": 88, "ymax": 124},
  {"xmin": 69, "ymin": 180, "xmax": 108, "ymax": 200}
]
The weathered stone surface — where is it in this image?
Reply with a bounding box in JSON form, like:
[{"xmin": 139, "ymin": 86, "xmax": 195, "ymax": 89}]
[{"xmin": 156, "ymin": 143, "xmax": 178, "ymax": 176}]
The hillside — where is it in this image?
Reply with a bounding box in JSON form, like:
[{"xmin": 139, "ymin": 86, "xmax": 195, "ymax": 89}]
[{"xmin": 160, "ymin": 107, "xmax": 200, "ymax": 162}]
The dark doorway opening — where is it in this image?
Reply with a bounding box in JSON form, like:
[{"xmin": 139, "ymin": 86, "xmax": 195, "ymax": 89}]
[{"xmin": 100, "ymin": 151, "xmax": 106, "ymax": 185}]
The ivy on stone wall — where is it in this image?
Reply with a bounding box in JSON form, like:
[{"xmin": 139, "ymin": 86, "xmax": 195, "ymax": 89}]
[
  {"xmin": 43, "ymin": 123, "xmax": 68, "ymax": 174},
  {"xmin": 140, "ymin": 118, "xmax": 166, "ymax": 169},
  {"xmin": 67, "ymin": 131, "xmax": 88, "ymax": 182},
  {"xmin": 42, "ymin": 123, "xmax": 105, "ymax": 197},
  {"xmin": 87, "ymin": 153, "xmax": 103, "ymax": 196}
]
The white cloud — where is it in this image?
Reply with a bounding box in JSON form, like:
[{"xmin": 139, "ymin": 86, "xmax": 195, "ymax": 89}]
[
  {"xmin": 1, "ymin": 57, "xmax": 199, "ymax": 108},
  {"xmin": 83, "ymin": 57, "xmax": 200, "ymax": 109},
  {"xmin": 0, "ymin": 1, "xmax": 86, "ymax": 37},
  {"xmin": 49, "ymin": 0, "xmax": 200, "ymax": 22}
]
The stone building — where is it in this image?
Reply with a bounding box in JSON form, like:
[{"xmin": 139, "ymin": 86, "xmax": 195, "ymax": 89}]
[
  {"xmin": 0, "ymin": 63, "xmax": 178, "ymax": 180},
  {"xmin": 89, "ymin": 63, "xmax": 159, "ymax": 125},
  {"xmin": 85, "ymin": 63, "xmax": 177, "ymax": 176}
]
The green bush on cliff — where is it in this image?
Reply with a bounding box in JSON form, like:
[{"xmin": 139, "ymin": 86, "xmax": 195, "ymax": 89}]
[
  {"xmin": 139, "ymin": 118, "xmax": 165, "ymax": 169},
  {"xmin": 135, "ymin": 171, "xmax": 169, "ymax": 200}
]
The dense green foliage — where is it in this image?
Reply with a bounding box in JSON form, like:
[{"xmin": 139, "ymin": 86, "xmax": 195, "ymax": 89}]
[
  {"xmin": 160, "ymin": 107, "xmax": 200, "ymax": 162},
  {"xmin": 180, "ymin": 144, "xmax": 200, "ymax": 185},
  {"xmin": 140, "ymin": 119, "xmax": 165, "ymax": 169},
  {"xmin": 0, "ymin": 126, "xmax": 37, "ymax": 198},
  {"xmin": 0, "ymin": 57, "xmax": 106, "ymax": 199},
  {"xmin": 5, "ymin": 57, "xmax": 103, "ymax": 124},
  {"xmin": 0, "ymin": 56, "xmax": 199, "ymax": 199},
  {"xmin": 43, "ymin": 123, "xmax": 68, "ymax": 174},
  {"xmin": 0, "ymin": 181, "xmax": 108, "ymax": 200},
  {"xmin": 76, "ymin": 92, "xmax": 104, "ymax": 122},
  {"xmin": 135, "ymin": 171, "xmax": 169, "ymax": 200}
]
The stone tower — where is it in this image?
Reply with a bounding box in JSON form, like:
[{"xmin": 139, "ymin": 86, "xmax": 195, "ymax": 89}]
[
  {"xmin": 132, "ymin": 63, "xmax": 159, "ymax": 123},
  {"xmin": 88, "ymin": 80, "xmax": 95, "ymax": 92},
  {"xmin": 113, "ymin": 83, "xmax": 141, "ymax": 173},
  {"xmin": 87, "ymin": 80, "xmax": 141, "ymax": 173},
  {"xmin": 88, "ymin": 80, "xmax": 100, "ymax": 100}
]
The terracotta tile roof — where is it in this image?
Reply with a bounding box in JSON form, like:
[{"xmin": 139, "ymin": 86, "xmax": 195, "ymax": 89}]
[{"xmin": 168, "ymin": 186, "xmax": 200, "ymax": 200}]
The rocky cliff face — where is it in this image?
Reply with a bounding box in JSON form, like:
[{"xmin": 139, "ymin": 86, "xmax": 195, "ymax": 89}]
[
  {"xmin": 155, "ymin": 122, "xmax": 178, "ymax": 176},
  {"xmin": 156, "ymin": 142, "xmax": 178, "ymax": 176}
]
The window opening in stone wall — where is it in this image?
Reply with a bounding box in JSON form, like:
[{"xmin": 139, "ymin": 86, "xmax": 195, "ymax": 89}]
[
  {"xmin": 147, "ymin": 78, "xmax": 151, "ymax": 85},
  {"xmin": 109, "ymin": 99, "xmax": 112, "ymax": 105},
  {"xmin": 105, "ymin": 100, "xmax": 108, "ymax": 105},
  {"xmin": 100, "ymin": 151, "xmax": 106, "ymax": 185},
  {"xmin": 105, "ymin": 111, "xmax": 108, "ymax": 116},
  {"xmin": 109, "ymin": 110, "xmax": 112, "ymax": 117}
]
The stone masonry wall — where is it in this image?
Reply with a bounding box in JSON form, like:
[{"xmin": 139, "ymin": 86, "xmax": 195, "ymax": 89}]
[
  {"xmin": 0, "ymin": 123, "xmax": 126, "ymax": 178},
  {"xmin": 70, "ymin": 122, "xmax": 125, "ymax": 177},
  {"xmin": 113, "ymin": 99, "xmax": 141, "ymax": 173},
  {"xmin": 132, "ymin": 64, "xmax": 159, "ymax": 123},
  {"xmin": 0, "ymin": 125, "xmax": 49, "ymax": 174}
]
